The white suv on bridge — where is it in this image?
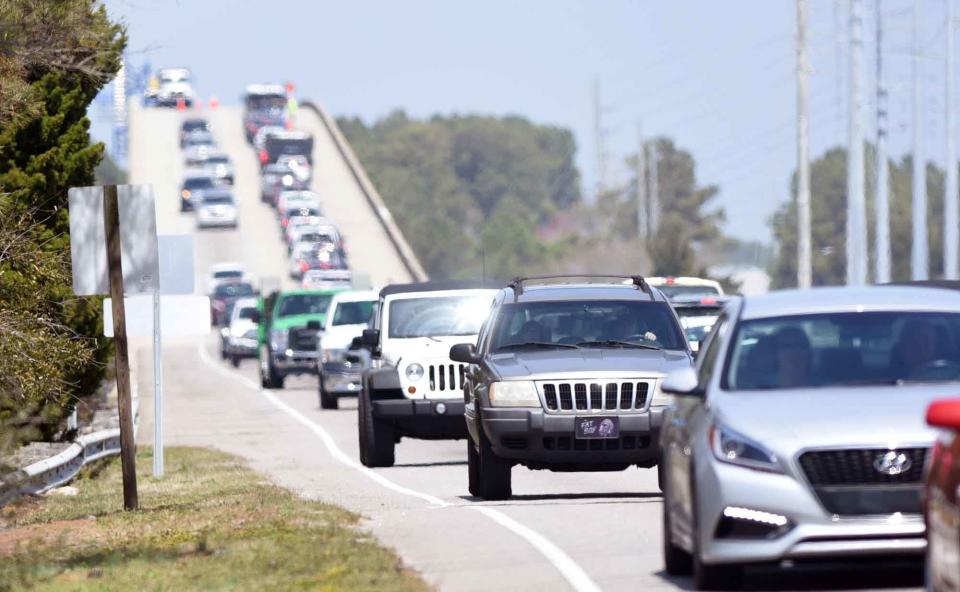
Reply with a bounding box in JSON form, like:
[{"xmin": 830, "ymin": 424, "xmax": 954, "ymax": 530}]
[{"xmin": 357, "ymin": 281, "xmax": 497, "ymax": 467}]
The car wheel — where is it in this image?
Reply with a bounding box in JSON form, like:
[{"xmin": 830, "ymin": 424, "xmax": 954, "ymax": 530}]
[
  {"xmin": 692, "ymin": 472, "xmax": 742, "ymax": 590},
  {"xmin": 231, "ymin": 355, "xmax": 241, "ymax": 368},
  {"xmin": 475, "ymin": 414, "xmax": 511, "ymax": 500},
  {"xmin": 259, "ymin": 348, "xmax": 284, "ymax": 389},
  {"xmin": 358, "ymin": 387, "xmax": 394, "ymax": 467},
  {"xmin": 319, "ymin": 375, "xmax": 339, "ymax": 410},
  {"xmin": 661, "ymin": 456, "xmax": 692, "ymax": 576},
  {"xmin": 467, "ymin": 438, "xmax": 479, "ymax": 497},
  {"xmin": 220, "ymin": 344, "xmax": 228, "ymax": 360}
]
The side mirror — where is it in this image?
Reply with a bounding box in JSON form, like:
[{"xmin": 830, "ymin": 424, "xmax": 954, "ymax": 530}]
[
  {"xmin": 349, "ymin": 336, "xmax": 363, "ymax": 350},
  {"xmin": 927, "ymin": 399, "xmax": 960, "ymax": 429},
  {"xmin": 249, "ymin": 310, "xmax": 262, "ymax": 324},
  {"xmin": 450, "ymin": 343, "xmax": 480, "ymax": 364},
  {"xmin": 306, "ymin": 320, "xmax": 322, "ymax": 331},
  {"xmin": 661, "ymin": 367, "xmax": 703, "ymax": 397},
  {"xmin": 361, "ymin": 328, "xmax": 380, "ymax": 348}
]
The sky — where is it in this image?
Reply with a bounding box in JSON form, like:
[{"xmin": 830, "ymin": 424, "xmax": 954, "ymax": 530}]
[{"xmin": 91, "ymin": 0, "xmax": 955, "ymax": 242}]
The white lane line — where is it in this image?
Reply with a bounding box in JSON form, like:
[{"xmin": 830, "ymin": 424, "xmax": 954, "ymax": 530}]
[{"xmin": 196, "ymin": 343, "xmax": 602, "ymax": 592}]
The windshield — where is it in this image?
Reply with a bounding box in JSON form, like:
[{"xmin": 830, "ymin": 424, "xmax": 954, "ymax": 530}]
[
  {"xmin": 213, "ymin": 270, "xmax": 242, "ymax": 279},
  {"xmin": 184, "ymin": 177, "xmax": 215, "ymax": 190},
  {"xmin": 388, "ymin": 294, "xmax": 492, "ymax": 338},
  {"xmin": 206, "ymin": 156, "xmax": 229, "ymax": 164},
  {"xmin": 214, "ymin": 282, "xmax": 254, "ymax": 298},
  {"xmin": 333, "ymin": 301, "xmax": 375, "ymax": 326},
  {"xmin": 489, "ymin": 300, "xmax": 685, "ymax": 351},
  {"xmin": 245, "ymin": 94, "xmax": 286, "ymax": 111},
  {"xmin": 237, "ymin": 307, "xmax": 258, "ymax": 320},
  {"xmin": 723, "ymin": 311, "xmax": 960, "ymax": 390},
  {"xmin": 277, "ymin": 294, "xmax": 333, "ymax": 317},
  {"xmin": 183, "ymin": 120, "xmax": 208, "ymax": 132},
  {"xmin": 675, "ymin": 307, "xmax": 721, "ymax": 345},
  {"xmin": 202, "ymin": 195, "xmax": 234, "ymax": 205},
  {"xmin": 657, "ymin": 285, "xmax": 721, "ymax": 299},
  {"xmin": 285, "ymin": 207, "xmax": 321, "ymax": 218}
]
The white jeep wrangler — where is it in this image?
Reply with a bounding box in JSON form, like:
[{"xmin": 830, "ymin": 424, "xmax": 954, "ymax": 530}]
[{"xmin": 357, "ymin": 281, "xmax": 497, "ymax": 467}]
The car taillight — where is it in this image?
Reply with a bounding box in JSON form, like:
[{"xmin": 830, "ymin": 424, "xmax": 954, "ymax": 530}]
[
  {"xmin": 281, "ymin": 218, "xmax": 289, "ymax": 227},
  {"xmin": 700, "ymin": 297, "xmax": 717, "ymax": 305},
  {"xmin": 259, "ymin": 150, "xmax": 268, "ymax": 163},
  {"xmin": 300, "ymin": 261, "xmax": 309, "ymax": 272}
]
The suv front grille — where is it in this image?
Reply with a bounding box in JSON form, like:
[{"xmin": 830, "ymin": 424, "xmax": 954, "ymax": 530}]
[
  {"xmin": 799, "ymin": 447, "xmax": 928, "ymax": 516},
  {"xmin": 428, "ymin": 363, "xmax": 466, "ymax": 393},
  {"xmin": 539, "ymin": 380, "xmax": 651, "ymax": 412},
  {"xmin": 288, "ymin": 327, "xmax": 319, "ymax": 351}
]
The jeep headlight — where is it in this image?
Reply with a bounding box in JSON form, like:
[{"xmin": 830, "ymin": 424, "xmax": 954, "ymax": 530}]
[
  {"xmin": 405, "ymin": 363, "xmax": 424, "ymax": 381},
  {"xmin": 269, "ymin": 328, "xmax": 287, "ymax": 351},
  {"xmin": 489, "ymin": 381, "xmax": 539, "ymax": 407},
  {"xmin": 650, "ymin": 379, "xmax": 673, "ymax": 407}
]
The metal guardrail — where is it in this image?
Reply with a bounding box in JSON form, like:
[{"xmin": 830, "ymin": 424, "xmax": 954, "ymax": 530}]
[
  {"xmin": 301, "ymin": 101, "xmax": 429, "ymax": 282},
  {"xmin": 0, "ymin": 398, "xmax": 139, "ymax": 506}
]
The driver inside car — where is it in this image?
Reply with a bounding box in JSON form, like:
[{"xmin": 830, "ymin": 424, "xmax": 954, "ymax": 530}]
[{"xmin": 893, "ymin": 320, "xmax": 939, "ymax": 379}]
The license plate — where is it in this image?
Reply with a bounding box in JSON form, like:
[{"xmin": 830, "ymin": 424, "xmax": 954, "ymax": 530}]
[{"xmin": 575, "ymin": 416, "xmax": 620, "ymax": 439}]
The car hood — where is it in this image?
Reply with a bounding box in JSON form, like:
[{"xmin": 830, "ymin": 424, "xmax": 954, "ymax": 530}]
[
  {"xmin": 272, "ymin": 313, "xmax": 325, "ymax": 331},
  {"xmin": 383, "ymin": 335, "xmax": 477, "ymax": 366},
  {"xmin": 711, "ymin": 384, "xmax": 952, "ymax": 452},
  {"xmin": 320, "ymin": 325, "xmax": 365, "ymax": 349},
  {"xmin": 488, "ymin": 348, "xmax": 692, "ymax": 381}
]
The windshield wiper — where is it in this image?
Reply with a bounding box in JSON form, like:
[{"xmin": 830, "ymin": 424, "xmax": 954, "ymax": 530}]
[
  {"xmin": 576, "ymin": 340, "xmax": 662, "ymax": 350},
  {"xmin": 496, "ymin": 341, "xmax": 579, "ymax": 351}
]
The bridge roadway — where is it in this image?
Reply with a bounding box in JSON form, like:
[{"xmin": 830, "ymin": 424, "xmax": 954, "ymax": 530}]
[{"xmin": 126, "ymin": 102, "xmax": 922, "ymax": 592}]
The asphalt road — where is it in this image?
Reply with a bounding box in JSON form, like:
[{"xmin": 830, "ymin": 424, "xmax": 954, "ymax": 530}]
[{"xmin": 126, "ymin": 102, "xmax": 924, "ymax": 592}]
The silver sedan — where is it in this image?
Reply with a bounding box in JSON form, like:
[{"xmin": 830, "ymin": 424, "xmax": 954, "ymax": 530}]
[{"xmin": 659, "ymin": 286, "xmax": 960, "ymax": 589}]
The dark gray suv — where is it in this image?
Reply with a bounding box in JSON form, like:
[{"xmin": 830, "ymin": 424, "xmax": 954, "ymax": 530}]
[{"xmin": 450, "ymin": 275, "xmax": 694, "ymax": 500}]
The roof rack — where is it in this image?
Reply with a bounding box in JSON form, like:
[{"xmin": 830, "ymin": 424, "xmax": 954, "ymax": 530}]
[{"xmin": 507, "ymin": 274, "xmax": 653, "ymax": 299}]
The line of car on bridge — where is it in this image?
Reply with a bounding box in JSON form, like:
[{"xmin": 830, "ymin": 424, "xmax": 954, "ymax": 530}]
[{"xmin": 219, "ymin": 270, "xmax": 960, "ymax": 590}]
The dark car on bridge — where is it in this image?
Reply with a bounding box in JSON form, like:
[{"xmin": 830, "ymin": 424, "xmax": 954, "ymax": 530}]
[{"xmin": 210, "ymin": 281, "xmax": 257, "ymax": 327}]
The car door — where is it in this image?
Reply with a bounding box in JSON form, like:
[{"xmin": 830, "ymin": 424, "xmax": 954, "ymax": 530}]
[{"xmin": 665, "ymin": 310, "xmax": 729, "ymax": 546}]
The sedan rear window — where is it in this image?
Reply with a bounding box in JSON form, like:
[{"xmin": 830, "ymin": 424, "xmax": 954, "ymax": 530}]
[{"xmin": 723, "ymin": 311, "xmax": 960, "ymax": 390}]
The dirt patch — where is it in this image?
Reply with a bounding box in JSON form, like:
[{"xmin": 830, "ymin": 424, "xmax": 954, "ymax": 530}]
[{"xmin": 0, "ymin": 516, "xmax": 100, "ymax": 556}]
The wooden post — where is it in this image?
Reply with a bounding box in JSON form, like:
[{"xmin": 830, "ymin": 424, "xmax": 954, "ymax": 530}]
[{"xmin": 103, "ymin": 184, "xmax": 139, "ymax": 510}]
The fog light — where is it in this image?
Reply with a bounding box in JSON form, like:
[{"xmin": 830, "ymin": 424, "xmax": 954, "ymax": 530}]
[
  {"xmin": 285, "ymin": 348, "xmax": 294, "ymax": 357},
  {"xmin": 407, "ymin": 386, "xmax": 416, "ymax": 394},
  {"xmin": 435, "ymin": 402, "xmax": 447, "ymax": 415},
  {"xmin": 715, "ymin": 506, "xmax": 792, "ymax": 540}
]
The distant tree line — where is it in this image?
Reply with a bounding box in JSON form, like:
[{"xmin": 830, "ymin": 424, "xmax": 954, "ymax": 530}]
[
  {"xmin": 339, "ymin": 113, "xmax": 729, "ymax": 283},
  {"xmin": 0, "ymin": 0, "xmax": 125, "ymax": 453},
  {"xmin": 770, "ymin": 146, "xmax": 949, "ymax": 288}
]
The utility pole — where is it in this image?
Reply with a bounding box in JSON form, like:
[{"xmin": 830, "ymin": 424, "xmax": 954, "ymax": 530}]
[
  {"xmin": 636, "ymin": 123, "xmax": 648, "ymax": 241},
  {"xmin": 649, "ymin": 143, "xmax": 660, "ymax": 236},
  {"xmin": 797, "ymin": 0, "xmax": 812, "ymax": 289},
  {"xmin": 593, "ymin": 80, "xmax": 607, "ymax": 198},
  {"xmin": 847, "ymin": 0, "xmax": 867, "ymax": 286},
  {"xmin": 875, "ymin": 0, "xmax": 892, "ymax": 284},
  {"xmin": 945, "ymin": 0, "xmax": 958, "ymax": 279},
  {"xmin": 912, "ymin": 0, "xmax": 929, "ymax": 279}
]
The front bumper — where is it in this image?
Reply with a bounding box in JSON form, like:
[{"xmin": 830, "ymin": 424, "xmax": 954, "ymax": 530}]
[
  {"xmin": 271, "ymin": 350, "xmax": 318, "ymax": 374},
  {"xmin": 480, "ymin": 406, "xmax": 665, "ymax": 469},
  {"xmin": 372, "ymin": 398, "xmax": 467, "ymax": 439},
  {"xmin": 227, "ymin": 337, "xmax": 257, "ymax": 357},
  {"xmin": 321, "ymin": 363, "xmax": 362, "ymax": 394},
  {"xmin": 197, "ymin": 214, "xmax": 238, "ymax": 228},
  {"xmin": 697, "ymin": 459, "xmax": 926, "ymax": 565}
]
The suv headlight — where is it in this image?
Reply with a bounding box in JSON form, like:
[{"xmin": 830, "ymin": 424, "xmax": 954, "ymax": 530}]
[
  {"xmin": 709, "ymin": 423, "xmax": 782, "ymax": 473},
  {"xmin": 269, "ymin": 329, "xmax": 287, "ymax": 351},
  {"xmin": 489, "ymin": 381, "xmax": 539, "ymax": 407},
  {"xmin": 405, "ymin": 363, "xmax": 424, "ymax": 381},
  {"xmin": 650, "ymin": 379, "xmax": 672, "ymax": 407}
]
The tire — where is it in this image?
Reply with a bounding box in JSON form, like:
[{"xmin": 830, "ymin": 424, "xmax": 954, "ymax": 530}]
[
  {"xmin": 691, "ymin": 474, "xmax": 743, "ymax": 590},
  {"xmin": 358, "ymin": 388, "xmax": 395, "ymax": 467},
  {"xmin": 657, "ymin": 464, "xmax": 665, "ymax": 492},
  {"xmin": 467, "ymin": 438, "xmax": 480, "ymax": 497},
  {"xmin": 259, "ymin": 348, "xmax": 284, "ymax": 389},
  {"xmin": 230, "ymin": 355, "xmax": 241, "ymax": 368},
  {"xmin": 319, "ymin": 375, "xmax": 339, "ymax": 410},
  {"xmin": 474, "ymin": 416, "xmax": 511, "ymax": 500},
  {"xmin": 661, "ymin": 456, "xmax": 693, "ymax": 576},
  {"xmin": 220, "ymin": 344, "xmax": 228, "ymax": 360}
]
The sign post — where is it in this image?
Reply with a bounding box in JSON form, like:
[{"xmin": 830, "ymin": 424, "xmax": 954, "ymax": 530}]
[
  {"xmin": 103, "ymin": 185, "xmax": 139, "ymax": 510},
  {"xmin": 69, "ymin": 183, "xmax": 159, "ymax": 512},
  {"xmin": 152, "ymin": 289, "xmax": 163, "ymax": 477}
]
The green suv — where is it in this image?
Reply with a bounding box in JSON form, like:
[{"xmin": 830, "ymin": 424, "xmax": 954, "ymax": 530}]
[{"xmin": 258, "ymin": 288, "xmax": 345, "ymax": 389}]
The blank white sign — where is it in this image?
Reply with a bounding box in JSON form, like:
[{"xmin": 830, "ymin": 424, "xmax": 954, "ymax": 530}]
[
  {"xmin": 158, "ymin": 234, "xmax": 195, "ymax": 295},
  {"xmin": 103, "ymin": 295, "xmax": 211, "ymax": 337},
  {"xmin": 69, "ymin": 185, "xmax": 159, "ymax": 296}
]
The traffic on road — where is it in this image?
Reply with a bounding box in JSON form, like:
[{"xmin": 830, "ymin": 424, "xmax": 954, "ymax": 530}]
[{"xmin": 138, "ymin": 68, "xmax": 960, "ymax": 592}]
